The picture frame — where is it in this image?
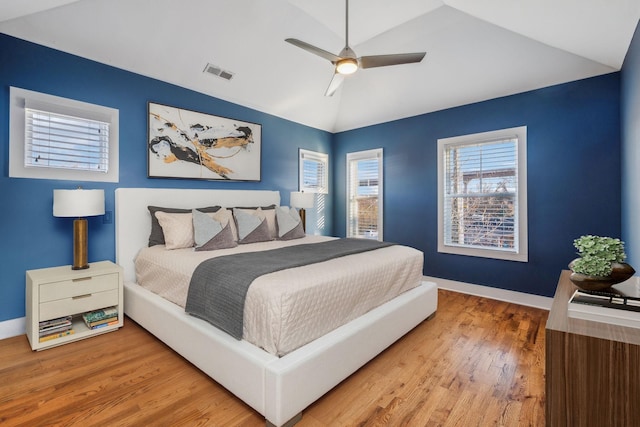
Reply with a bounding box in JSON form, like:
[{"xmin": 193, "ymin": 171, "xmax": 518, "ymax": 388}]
[{"xmin": 147, "ymin": 102, "xmax": 261, "ymax": 181}]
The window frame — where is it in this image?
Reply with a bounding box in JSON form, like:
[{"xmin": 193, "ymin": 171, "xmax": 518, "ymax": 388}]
[
  {"xmin": 437, "ymin": 126, "xmax": 528, "ymax": 262},
  {"xmin": 9, "ymin": 86, "xmax": 119, "ymax": 182},
  {"xmin": 346, "ymin": 148, "xmax": 383, "ymax": 241},
  {"xmin": 299, "ymin": 149, "xmax": 329, "ymax": 194}
]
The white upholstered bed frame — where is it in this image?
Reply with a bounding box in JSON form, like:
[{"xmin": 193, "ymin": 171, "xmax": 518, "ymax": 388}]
[{"xmin": 115, "ymin": 187, "xmax": 438, "ymax": 427}]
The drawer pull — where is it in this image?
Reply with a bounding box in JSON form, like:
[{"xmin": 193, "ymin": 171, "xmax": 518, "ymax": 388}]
[
  {"xmin": 72, "ymin": 277, "xmax": 92, "ymax": 282},
  {"xmin": 72, "ymin": 294, "xmax": 92, "ymax": 300}
]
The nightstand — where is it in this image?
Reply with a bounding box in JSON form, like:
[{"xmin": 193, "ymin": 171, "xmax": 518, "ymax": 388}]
[
  {"xmin": 26, "ymin": 260, "xmax": 124, "ymax": 350},
  {"xmin": 546, "ymin": 270, "xmax": 640, "ymax": 425}
]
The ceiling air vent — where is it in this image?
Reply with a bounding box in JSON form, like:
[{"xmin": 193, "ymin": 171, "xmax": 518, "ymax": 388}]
[{"xmin": 203, "ymin": 63, "xmax": 234, "ymax": 81}]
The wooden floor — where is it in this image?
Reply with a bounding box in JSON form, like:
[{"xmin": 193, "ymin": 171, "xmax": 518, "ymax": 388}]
[{"xmin": 0, "ymin": 290, "xmax": 547, "ymax": 426}]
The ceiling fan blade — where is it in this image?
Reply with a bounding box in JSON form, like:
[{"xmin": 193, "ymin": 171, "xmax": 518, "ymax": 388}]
[
  {"xmin": 285, "ymin": 38, "xmax": 342, "ymax": 63},
  {"xmin": 325, "ymin": 72, "xmax": 345, "ymax": 97},
  {"xmin": 359, "ymin": 52, "xmax": 426, "ymax": 69}
]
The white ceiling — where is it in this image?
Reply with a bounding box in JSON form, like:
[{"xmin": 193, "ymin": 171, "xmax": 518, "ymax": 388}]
[{"xmin": 1, "ymin": 0, "xmax": 638, "ymax": 132}]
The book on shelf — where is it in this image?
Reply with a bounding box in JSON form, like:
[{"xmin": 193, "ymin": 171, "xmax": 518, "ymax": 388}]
[
  {"xmin": 90, "ymin": 319, "xmax": 119, "ymax": 330},
  {"xmin": 83, "ymin": 316, "xmax": 118, "ymax": 329},
  {"xmin": 39, "ymin": 323, "xmax": 73, "ymax": 337},
  {"xmin": 39, "ymin": 315, "xmax": 72, "ymax": 329},
  {"xmin": 82, "ymin": 307, "xmax": 118, "ymax": 324},
  {"xmin": 568, "ymin": 279, "xmax": 640, "ymax": 328},
  {"xmin": 39, "ymin": 315, "xmax": 73, "ymax": 339},
  {"xmin": 39, "ymin": 329, "xmax": 75, "ymax": 342}
]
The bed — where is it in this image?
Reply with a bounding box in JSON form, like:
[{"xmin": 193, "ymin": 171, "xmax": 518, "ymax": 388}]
[{"xmin": 115, "ymin": 188, "xmax": 438, "ymax": 427}]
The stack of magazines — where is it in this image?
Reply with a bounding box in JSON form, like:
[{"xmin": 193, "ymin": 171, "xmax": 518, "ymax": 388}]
[
  {"xmin": 82, "ymin": 306, "xmax": 118, "ymax": 330},
  {"xmin": 568, "ymin": 278, "xmax": 640, "ymax": 328},
  {"xmin": 39, "ymin": 315, "xmax": 74, "ymax": 342}
]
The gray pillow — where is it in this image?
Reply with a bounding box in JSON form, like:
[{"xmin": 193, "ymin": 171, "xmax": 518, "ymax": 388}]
[
  {"xmin": 192, "ymin": 209, "xmax": 236, "ymax": 251},
  {"xmin": 148, "ymin": 205, "xmax": 220, "ymax": 246},
  {"xmin": 234, "ymin": 204, "xmax": 277, "ymax": 239},
  {"xmin": 193, "ymin": 209, "xmax": 222, "ymax": 246},
  {"xmin": 280, "ymin": 222, "xmax": 305, "ymax": 240},
  {"xmin": 276, "ymin": 206, "xmax": 305, "ymax": 240},
  {"xmin": 234, "ymin": 209, "xmax": 272, "ymax": 244},
  {"xmin": 195, "ymin": 224, "xmax": 237, "ymax": 252},
  {"xmin": 233, "ymin": 204, "xmax": 276, "ymax": 210}
]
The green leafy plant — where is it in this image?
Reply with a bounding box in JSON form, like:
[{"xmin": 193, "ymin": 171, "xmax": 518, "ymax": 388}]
[{"xmin": 571, "ymin": 235, "xmax": 627, "ymax": 277}]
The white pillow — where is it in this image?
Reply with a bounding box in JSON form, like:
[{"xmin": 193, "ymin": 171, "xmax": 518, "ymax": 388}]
[{"xmin": 154, "ymin": 211, "xmax": 194, "ymax": 249}]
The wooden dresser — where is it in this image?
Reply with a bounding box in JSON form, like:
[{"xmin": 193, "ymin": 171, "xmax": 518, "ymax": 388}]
[{"xmin": 546, "ymin": 270, "xmax": 640, "ymax": 426}]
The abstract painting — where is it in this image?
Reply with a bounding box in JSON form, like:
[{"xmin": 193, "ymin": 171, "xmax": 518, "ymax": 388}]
[{"xmin": 148, "ymin": 102, "xmax": 261, "ymax": 181}]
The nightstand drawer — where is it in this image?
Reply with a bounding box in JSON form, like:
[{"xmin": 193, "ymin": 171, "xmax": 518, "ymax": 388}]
[
  {"xmin": 40, "ymin": 289, "xmax": 119, "ymax": 320},
  {"xmin": 39, "ymin": 273, "xmax": 118, "ymax": 303}
]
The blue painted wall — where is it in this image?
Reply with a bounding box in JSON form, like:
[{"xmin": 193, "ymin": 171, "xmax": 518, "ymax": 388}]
[
  {"xmin": 0, "ymin": 34, "xmax": 333, "ymax": 322},
  {"xmin": 0, "ymin": 31, "xmax": 628, "ymax": 323},
  {"xmin": 333, "ymin": 74, "xmax": 622, "ymax": 297},
  {"xmin": 622, "ymin": 23, "xmax": 640, "ymax": 270}
]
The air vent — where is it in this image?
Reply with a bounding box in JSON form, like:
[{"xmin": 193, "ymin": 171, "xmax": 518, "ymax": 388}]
[{"xmin": 203, "ymin": 63, "xmax": 234, "ymax": 81}]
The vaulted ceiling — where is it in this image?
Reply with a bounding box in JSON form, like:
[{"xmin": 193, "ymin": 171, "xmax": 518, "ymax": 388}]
[{"xmin": 1, "ymin": 0, "xmax": 638, "ymax": 132}]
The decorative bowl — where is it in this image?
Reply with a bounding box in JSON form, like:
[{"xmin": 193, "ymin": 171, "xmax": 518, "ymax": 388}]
[{"xmin": 568, "ymin": 261, "xmax": 636, "ymax": 291}]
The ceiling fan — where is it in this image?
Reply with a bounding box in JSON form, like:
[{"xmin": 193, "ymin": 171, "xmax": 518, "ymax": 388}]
[{"xmin": 285, "ymin": 0, "xmax": 426, "ymax": 96}]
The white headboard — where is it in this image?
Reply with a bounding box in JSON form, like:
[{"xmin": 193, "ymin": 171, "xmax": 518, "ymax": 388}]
[{"xmin": 115, "ymin": 188, "xmax": 281, "ymax": 283}]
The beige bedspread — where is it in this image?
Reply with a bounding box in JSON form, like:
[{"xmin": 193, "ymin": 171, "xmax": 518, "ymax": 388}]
[{"xmin": 135, "ymin": 235, "xmax": 423, "ymax": 356}]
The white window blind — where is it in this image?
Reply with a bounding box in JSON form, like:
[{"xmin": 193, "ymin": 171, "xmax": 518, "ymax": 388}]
[
  {"xmin": 443, "ymin": 137, "xmax": 517, "ymax": 251},
  {"xmin": 10, "ymin": 87, "xmax": 119, "ymax": 182},
  {"xmin": 437, "ymin": 126, "xmax": 527, "ymax": 262},
  {"xmin": 347, "ymin": 149, "xmax": 383, "ymax": 240},
  {"xmin": 25, "ymin": 108, "xmax": 109, "ymax": 173},
  {"xmin": 299, "ymin": 149, "xmax": 328, "ymax": 193}
]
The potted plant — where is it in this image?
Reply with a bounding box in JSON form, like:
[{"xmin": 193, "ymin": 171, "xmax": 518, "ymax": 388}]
[{"xmin": 569, "ymin": 235, "xmax": 635, "ymax": 291}]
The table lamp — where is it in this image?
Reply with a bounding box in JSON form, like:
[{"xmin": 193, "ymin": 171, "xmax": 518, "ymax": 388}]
[
  {"xmin": 53, "ymin": 188, "xmax": 105, "ymax": 270},
  {"xmin": 290, "ymin": 191, "xmax": 314, "ymax": 232}
]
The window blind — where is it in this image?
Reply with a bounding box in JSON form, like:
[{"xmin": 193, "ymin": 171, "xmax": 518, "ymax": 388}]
[
  {"xmin": 443, "ymin": 137, "xmax": 518, "ymax": 251},
  {"xmin": 25, "ymin": 108, "xmax": 109, "ymax": 173},
  {"xmin": 301, "ymin": 154, "xmax": 326, "ymax": 192},
  {"xmin": 300, "ymin": 150, "xmax": 328, "ymax": 193},
  {"xmin": 347, "ymin": 149, "xmax": 382, "ymax": 240}
]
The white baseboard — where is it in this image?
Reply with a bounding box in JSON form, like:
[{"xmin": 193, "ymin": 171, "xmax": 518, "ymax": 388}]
[
  {"xmin": 425, "ymin": 276, "xmax": 553, "ymax": 310},
  {"xmin": 0, "ymin": 317, "xmax": 26, "ymax": 341}
]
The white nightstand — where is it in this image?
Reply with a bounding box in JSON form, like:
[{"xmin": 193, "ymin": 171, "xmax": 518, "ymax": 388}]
[{"xmin": 26, "ymin": 260, "xmax": 124, "ymax": 350}]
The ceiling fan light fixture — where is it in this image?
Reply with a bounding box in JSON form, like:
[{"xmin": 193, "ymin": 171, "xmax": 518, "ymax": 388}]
[
  {"xmin": 285, "ymin": 0, "xmax": 425, "ymax": 95},
  {"xmin": 336, "ymin": 58, "xmax": 358, "ymax": 75}
]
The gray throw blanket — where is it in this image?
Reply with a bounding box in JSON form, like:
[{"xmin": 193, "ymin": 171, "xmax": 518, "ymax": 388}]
[{"xmin": 185, "ymin": 238, "xmax": 394, "ymax": 339}]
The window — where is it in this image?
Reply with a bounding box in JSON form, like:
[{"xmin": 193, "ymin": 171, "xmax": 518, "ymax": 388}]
[
  {"xmin": 299, "ymin": 149, "xmax": 328, "ymax": 193},
  {"xmin": 10, "ymin": 87, "xmax": 119, "ymax": 182},
  {"xmin": 437, "ymin": 126, "xmax": 527, "ymax": 261},
  {"xmin": 347, "ymin": 148, "xmax": 383, "ymax": 241}
]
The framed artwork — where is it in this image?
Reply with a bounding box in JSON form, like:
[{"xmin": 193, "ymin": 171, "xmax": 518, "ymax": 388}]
[{"xmin": 148, "ymin": 102, "xmax": 261, "ymax": 181}]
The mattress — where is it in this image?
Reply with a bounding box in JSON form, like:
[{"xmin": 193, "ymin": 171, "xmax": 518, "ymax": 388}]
[{"xmin": 135, "ymin": 235, "xmax": 424, "ymax": 356}]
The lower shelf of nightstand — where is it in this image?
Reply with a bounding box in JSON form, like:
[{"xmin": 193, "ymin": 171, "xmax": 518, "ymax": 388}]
[{"xmin": 31, "ymin": 315, "xmax": 122, "ymax": 351}]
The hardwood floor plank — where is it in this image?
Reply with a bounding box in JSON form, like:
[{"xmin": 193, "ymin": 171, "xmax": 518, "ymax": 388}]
[{"xmin": 0, "ymin": 290, "xmax": 547, "ymax": 426}]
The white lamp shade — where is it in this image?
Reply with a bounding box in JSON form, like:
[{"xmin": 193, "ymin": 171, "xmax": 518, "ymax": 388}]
[
  {"xmin": 53, "ymin": 189, "xmax": 105, "ymax": 217},
  {"xmin": 290, "ymin": 191, "xmax": 314, "ymax": 209}
]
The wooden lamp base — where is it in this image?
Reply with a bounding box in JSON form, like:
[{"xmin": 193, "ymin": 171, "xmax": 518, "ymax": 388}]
[
  {"xmin": 299, "ymin": 208, "xmax": 307, "ymax": 232},
  {"xmin": 72, "ymin": 218, "xmax": 89, "ymax": 270}
]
